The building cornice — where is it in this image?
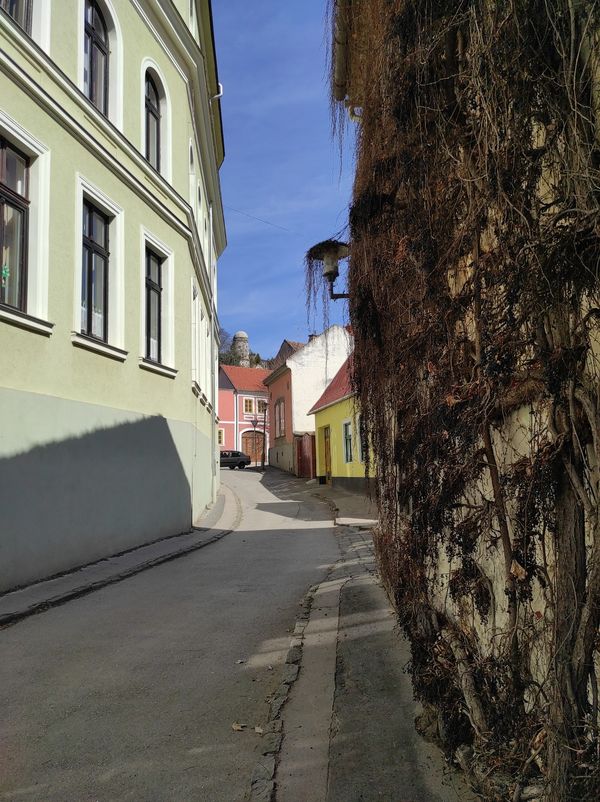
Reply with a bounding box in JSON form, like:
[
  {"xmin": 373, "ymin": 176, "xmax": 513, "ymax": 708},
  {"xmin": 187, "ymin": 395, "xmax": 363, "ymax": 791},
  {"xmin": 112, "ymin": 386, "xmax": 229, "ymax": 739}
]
[{"xmin": 132, "ymin": 0, "xmax": 226, "ymax": 255}]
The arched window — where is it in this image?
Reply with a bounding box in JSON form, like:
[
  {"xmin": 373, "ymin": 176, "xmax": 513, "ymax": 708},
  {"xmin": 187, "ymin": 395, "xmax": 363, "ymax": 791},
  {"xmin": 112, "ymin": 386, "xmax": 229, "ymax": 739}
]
[
  {"xmin": 145, "ymin": 72, "xmax": 160, "ymax": 171},
  {"xmin": 84, "ymin": 0, "xmax": 108, "ymax": 115}
]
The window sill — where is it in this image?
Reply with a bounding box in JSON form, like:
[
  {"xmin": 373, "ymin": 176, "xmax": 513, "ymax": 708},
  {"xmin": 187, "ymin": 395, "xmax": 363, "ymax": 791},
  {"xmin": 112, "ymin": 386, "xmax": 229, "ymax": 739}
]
[
  {"xmin": 71, "ymin": 332, "xmax": 128, "ymax": 361},
  {"xmin": 0, "ymin": 306, "xmax": 54, "ymax": 336},
  {"xmin": 139, "ymin": 358, "xmax": 177, "ymax": 379}
]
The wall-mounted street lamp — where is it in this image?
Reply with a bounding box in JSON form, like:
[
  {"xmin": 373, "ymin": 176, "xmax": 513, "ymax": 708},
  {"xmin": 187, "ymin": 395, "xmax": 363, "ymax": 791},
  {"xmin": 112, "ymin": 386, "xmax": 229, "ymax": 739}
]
[{"xmin": 305, "ymin": 240, "xmax": 350, "ymax": 301}]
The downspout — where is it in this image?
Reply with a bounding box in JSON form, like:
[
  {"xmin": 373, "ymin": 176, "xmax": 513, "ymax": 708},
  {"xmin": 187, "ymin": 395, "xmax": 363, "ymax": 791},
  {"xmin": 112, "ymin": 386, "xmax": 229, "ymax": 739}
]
[
  {"xmin": 234, "ymin": 390, "xmax": 239, "ymax": 450},
  {"xmin": 209, "ymin": 201, "xmax": 217, "ymax": 503}
]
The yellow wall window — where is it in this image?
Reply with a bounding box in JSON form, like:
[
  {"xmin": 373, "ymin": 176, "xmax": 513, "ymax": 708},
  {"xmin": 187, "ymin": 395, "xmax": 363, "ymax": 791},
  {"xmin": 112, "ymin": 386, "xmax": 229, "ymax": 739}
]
[{"xmin": 244, "ymin": 398, "xmax": 253, "ymax": 414}]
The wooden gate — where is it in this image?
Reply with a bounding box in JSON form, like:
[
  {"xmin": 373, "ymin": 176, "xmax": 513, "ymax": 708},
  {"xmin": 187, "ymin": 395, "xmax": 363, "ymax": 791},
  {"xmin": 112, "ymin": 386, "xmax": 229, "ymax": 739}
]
[{"xmin": 242, "ymin": 430, "xmax": 264, "ymax": 465}]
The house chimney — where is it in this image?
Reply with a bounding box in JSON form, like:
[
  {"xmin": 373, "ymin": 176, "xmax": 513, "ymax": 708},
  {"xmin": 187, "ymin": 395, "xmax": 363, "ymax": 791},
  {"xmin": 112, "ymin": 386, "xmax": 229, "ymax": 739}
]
[
  {"xmin": 308, "ymin": 333, "xmax": 317, "ymax": 342},
  {"xmin": 232, "ymin": 331, "xmax": 250, "ymax": 367}
]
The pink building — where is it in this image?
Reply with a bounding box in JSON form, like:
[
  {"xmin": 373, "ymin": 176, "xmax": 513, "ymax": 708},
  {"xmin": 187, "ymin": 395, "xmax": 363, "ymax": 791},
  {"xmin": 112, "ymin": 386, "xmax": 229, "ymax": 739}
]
[{"xmin": 218, "ymin": 365, "xmax": 271, "ymax": 464}]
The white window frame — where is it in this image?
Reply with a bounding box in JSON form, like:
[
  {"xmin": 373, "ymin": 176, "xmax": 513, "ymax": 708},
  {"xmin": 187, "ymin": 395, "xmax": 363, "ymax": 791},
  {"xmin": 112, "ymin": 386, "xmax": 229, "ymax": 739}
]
[
  {"xmin": 76, "ymin": 0, "xmax": 124, "ymax": 130},
  {"xmin": 342, "ymin": 419, "xmax": 353, "ymax": 464},
  {"xmin": 139, "ymin": 227, "xmax": 175, "ymax": 374},
  {"xmin": 31, "ymin": 1, "xmax": 52, "ymax": 52},
  {"xmin": 140, "ymin": 58, "xmax": 172, "ymax": 182},
  {"xmin": 0, "ymin": 110, "xmax": 51, "ymax": 334},
  {"xmin": 243, "ymin": 397, "xmax": 254, "ymax": 415},
  {"xmin": 72, "ymin": 174, "xmax": 125, "ymax": 357}
]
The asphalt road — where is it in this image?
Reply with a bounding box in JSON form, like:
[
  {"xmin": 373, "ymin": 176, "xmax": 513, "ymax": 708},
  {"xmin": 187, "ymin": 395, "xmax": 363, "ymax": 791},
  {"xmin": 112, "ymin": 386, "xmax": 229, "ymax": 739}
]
[{"xmin": 0, "ymin": 469, "xmax": 339, "ymax": 802}]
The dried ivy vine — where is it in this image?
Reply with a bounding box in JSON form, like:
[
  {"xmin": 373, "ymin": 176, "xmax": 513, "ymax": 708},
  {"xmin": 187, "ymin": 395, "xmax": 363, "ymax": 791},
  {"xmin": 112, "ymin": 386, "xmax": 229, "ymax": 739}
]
[{"xmin": 309, "ymin": 1, "xmax": 600, "ymax": 799}]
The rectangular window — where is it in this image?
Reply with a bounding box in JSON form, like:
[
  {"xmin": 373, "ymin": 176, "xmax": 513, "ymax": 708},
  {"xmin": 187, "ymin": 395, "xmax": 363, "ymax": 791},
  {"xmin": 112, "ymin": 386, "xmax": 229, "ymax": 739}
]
[
  {"xmin": 0, "ymin": 138, "xmax": 29, "ymax": 312},
  {"xmin": 0, "ymin": 0, "xmax": 31, "ymax": 31},
  {"xmin": 275, "ymin": 400, "xmax": 285, "ymax": 438},
  {"xmin": 218, "ymin": 429, "xmax": 224, "ymax": 446},
  {"xmin": 81, "ymin": 200, "xmax": 109, "ymax": 341},
  {"xmin": 343, "ymin": 421, "xmax": 353, "ymax": 463},
  {"xmin": 145, "ymin": 248, "xmax": 162, "ymax": 362},
  {"xmin": 258, "ymin": 399, "xmax": 267, "ymax": 414},
  {"xmin": 244, "ymin": 398, "xmax": 253, "ymax": 414}
]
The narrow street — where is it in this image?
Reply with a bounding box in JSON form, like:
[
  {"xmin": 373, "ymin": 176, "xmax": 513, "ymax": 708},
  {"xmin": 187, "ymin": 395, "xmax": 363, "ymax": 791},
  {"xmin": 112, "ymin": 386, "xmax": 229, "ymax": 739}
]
[{"xmin": 0, "ymin": 470, "xmax": 339, "ymax": 802}]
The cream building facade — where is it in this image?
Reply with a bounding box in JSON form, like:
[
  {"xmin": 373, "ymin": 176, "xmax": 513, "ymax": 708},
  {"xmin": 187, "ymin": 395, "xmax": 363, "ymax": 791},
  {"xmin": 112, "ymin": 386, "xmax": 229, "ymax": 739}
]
[{"xmin": 0, "ymin": 0, "xmax": 225, "ymax": 592}]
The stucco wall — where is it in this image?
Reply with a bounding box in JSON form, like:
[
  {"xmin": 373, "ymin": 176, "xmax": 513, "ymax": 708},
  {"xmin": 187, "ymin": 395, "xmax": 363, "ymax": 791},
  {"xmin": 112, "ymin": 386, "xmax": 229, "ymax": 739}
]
[
  {"xmin": 289, "ymin": 326, "xmax": 352, "ymax": 434},
  {"xmin": 314, "ymin": 397, "xmax": 365, "ymax": 480},
  {"xmin": 267, "ymin": 368, "xmax": 293, "ymax": 444},
  {"xmin": 268, "ymin": 442, "xmax": 294, "ymax": 474}
]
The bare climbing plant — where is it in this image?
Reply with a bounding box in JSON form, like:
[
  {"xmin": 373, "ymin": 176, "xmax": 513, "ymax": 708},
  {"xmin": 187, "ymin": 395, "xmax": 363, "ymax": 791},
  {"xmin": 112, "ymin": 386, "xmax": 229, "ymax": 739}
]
[{"xmin": 309, "ymin": 1, "xmax": 600, "ymax": 799}]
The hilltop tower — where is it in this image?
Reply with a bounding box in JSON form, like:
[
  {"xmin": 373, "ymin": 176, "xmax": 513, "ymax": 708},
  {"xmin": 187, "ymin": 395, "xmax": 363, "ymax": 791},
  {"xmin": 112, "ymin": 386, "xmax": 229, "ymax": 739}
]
[{"xmin": 232, "ymin": 331, "xmax": 250, "ymax": 367}]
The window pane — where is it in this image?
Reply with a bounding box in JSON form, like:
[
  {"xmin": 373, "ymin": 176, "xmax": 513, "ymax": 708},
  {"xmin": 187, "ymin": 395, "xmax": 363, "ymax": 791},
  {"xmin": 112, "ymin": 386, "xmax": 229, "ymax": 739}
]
[
  {"xmin": 83, "ymin": 33, "xmax": 91, "ymax": 98},
  {"xmin": 90, "ymin": 209, "xmax": 106, "ymax": 247},
  {"xmin": 147, "ymin": 115, "xmax": 159, "ymax": 169},
  {"xmin": 146, "ymin": 76, "xmax": 159, "ymax": 109},
  {"xmin": 84, "ymin": 0, "xmax": 93, "ymax": 24},
  {"xmin": 4, "ymin": 147, "xmax": 27, "ymax": 198},
  {"xmin": 149, "ymin": 289, "xmax": 159, "ymax": 361},
  {"xmin": 91, "ymin": 44, "xmax": 107, "ymax": 113},
  {"xmin": 147, "ymin": 252, "xmax": 160, "ymax": 285},
  {"xmin": 2, "ymin": 0, "xmax": 28, "ymax": 28},
  {"xmin": 1, "ymin": 202, "xmax": 24, "ymax": 308},
  {"xmin": 93, "ymin": 5, "xmax": 107, "ymax": 41},
  {"xmin": 81, "ymin": 249, "xmax": 88, "ymax": 331},
  {"xmin": 91, "ymin": 252, "xmax": 106, "ymax": 339}
]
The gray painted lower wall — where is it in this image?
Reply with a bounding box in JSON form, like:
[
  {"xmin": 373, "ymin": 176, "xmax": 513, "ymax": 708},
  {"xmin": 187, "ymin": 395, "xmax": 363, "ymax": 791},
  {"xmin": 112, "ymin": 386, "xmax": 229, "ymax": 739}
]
[
  {"xmin": 0, "ymin": 387, "xmax": 213, "ymax": 592},
  {"xmin": 331, "ymin": 476, "xmax": 372, "ymax": 495},
  {"xmin": 268, "ymin": 442, "xmax": 294, "ymax": 474}
]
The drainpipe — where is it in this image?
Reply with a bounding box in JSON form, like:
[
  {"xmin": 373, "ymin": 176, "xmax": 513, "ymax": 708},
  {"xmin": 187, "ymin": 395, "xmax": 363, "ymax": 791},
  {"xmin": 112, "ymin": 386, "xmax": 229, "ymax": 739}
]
[
  {"xmin": 234, "ymin": 390, "xmax": 239, "ymax": 450},
  {"xmin": 209, "ymin": 201, "xmax": 217, "ymax": 503}
]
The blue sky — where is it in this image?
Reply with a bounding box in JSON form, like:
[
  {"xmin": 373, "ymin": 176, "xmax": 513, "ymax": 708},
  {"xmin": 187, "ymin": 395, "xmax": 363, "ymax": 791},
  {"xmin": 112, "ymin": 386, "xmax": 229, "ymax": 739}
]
[{"xmin": 212, "ymin": 1, "xmax": 355, "ymax": 360}]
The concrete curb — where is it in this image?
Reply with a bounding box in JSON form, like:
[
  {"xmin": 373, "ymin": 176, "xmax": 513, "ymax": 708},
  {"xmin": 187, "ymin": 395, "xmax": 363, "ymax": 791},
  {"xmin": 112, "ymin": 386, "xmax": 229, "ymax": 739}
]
[
  {"xmin": 0, "ymin": 486, "xmax": 243, "ymax": 629},
  {"xmin": 252, "ymin": 522, "xmax": 380, "ymax": 802},
  {"xmin": 247, "ymin": 585, "xmax": 317, "ymax": 802}
]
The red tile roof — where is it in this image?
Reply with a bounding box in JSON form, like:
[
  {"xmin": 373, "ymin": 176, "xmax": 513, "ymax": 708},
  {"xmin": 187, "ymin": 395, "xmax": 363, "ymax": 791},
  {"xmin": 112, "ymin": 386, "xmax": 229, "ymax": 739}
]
[
  {"xmin": 220, "ymin": 364, "xmax": 271, "ymax": 392},
  {"xmin": 309, "ymin": 357, "xmax": 354, "ymax": 414}
]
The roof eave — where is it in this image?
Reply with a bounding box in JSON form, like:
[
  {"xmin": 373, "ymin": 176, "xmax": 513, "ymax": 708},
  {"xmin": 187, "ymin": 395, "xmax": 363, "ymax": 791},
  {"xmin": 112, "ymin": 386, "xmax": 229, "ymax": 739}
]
[{"xmin": 309, "ymin": 391, "xmax": 355, "ymax": 416}]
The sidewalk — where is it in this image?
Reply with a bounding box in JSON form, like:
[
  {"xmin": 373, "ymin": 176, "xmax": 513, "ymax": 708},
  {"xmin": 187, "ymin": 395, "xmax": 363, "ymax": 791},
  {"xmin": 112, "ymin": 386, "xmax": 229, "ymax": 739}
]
[
  {"xmin": 250, "ymin": 471, "xmax": 476, "ymax": 802},
  {"xmin": 309, "ymin": 480, "xmax": 379, "ymax": 529},
  {"xmin": 0, "ymin": 483, "xmax": 241, "ymax": 628}
]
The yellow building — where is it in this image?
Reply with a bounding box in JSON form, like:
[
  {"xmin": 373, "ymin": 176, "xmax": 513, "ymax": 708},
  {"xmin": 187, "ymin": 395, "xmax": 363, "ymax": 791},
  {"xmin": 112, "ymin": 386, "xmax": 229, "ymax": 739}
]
[{"xmin": 309, "ymin": 357, "xmax": 367, "ymax": 492}]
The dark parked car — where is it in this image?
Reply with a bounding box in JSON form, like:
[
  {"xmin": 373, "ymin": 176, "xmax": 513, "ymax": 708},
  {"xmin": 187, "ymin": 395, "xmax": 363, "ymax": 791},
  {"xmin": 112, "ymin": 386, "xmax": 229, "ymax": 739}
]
[{"xmin": 220, "ymin": 450, "xmax": 251, "ymax": 470}]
